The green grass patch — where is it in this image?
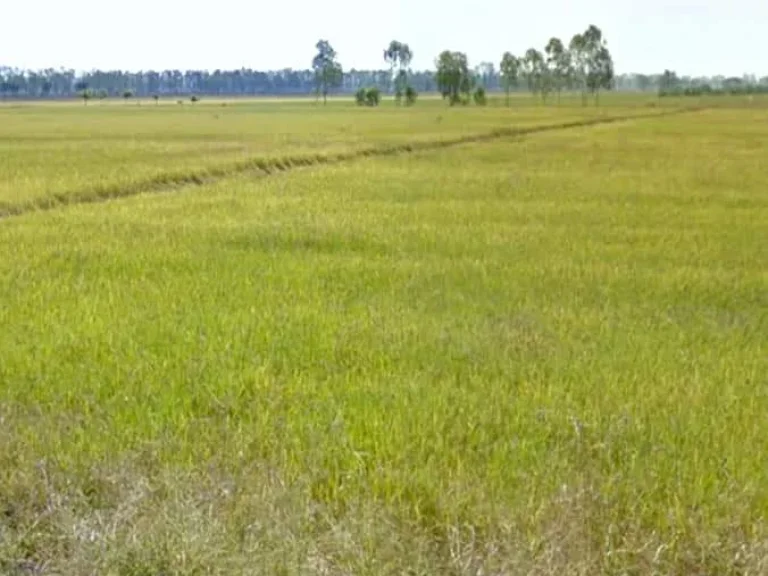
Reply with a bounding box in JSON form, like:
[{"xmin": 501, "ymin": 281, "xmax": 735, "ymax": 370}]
[
  {"xmin": 0, "ymin": 105, "xmax": 766, "ymax": 574},
  {"xmin": 0, "ymin": 96, "xmax": 690, "ymax": 215}
]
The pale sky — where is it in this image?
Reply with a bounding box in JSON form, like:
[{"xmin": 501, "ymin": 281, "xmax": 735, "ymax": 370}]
[{"xmin": 2, "ymin": 0, "xmax": 766, "ymax": 76}]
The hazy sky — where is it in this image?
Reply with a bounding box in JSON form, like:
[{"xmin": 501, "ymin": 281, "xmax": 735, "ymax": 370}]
[{"xmin": 2, "ymin": 0, "xmax": 766, "ymax": 76}]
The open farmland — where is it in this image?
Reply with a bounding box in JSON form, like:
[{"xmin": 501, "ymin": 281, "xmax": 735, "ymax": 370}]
[
  {"xmin": 0, "ymin": 96, "xmax": 679, "ymax": 215},
  {"xmin": 0, "ymin": 97, "xmax": 766, "ymax": 575}
]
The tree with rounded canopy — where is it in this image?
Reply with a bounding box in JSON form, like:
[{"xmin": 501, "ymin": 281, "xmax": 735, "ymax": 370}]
[
  {"xmin": 500, "ymin": 52, "xmax": 520, "ymax": 106},
  {"xmin": 522, "ymin": 48, "xmax": 546, "ymax": 100},
  {"xmin": 545, "ymin": 37, "xmax": 571, "ymax": 103},
  {"xmin": 312, "ymin": 40, "xmax": 343, "ymax": 105},
  {"xmin": 569, "ymin": 33, "xmax": 589, "ymax": 104},
  {"xmin": 570, "ymin": 25, "xmax": 613, "ymax": 105},
  {"xmin": 586, "ymin": 44, "xmax": 613, "ymax": 104},
  {"xmin": 384, "ymin": 40, "xmax": 413, "ymax": 103},
  {"xmin": 435, "ymin": 51, "xmax": 472, "ymax": 105}
]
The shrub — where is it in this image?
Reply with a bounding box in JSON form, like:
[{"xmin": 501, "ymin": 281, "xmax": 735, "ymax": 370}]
[
  {"xmin": 365, "ymin": 87, "xmax": 381, "ymax": 107},
  {"xmin": 473, "ymin": 86, "xmax": 487, "ymax": 106},
  {"xmin": 405, "ymin": 86, "xmax": 417, "ymax": 106},
  {"xmin": 355, "ymin": 87, "xmax": 380, "ymax": 107}
]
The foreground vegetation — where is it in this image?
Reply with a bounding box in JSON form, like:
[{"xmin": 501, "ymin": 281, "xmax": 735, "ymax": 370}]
[
  {"xmin": 0, "ymin": 99, "xmax": 766, "ymax": 575},
  {"xmin": 0, "ymin": 96, "xmax": 675, "ymax": 215}
]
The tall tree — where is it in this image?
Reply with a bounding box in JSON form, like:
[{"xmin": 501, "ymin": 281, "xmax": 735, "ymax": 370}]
[
  {"xmin": 569, "ymin": 33, "xmax": 589, "ymax": 104},
  {"xmin": 659, "ymin": 69, "xmax": 679, "ymax": 95},
  {"xmin": 571, "ymin": 25, "xmax": 614, "ymax": 105},
  {"xmin": 384, "ymin": 41, "xmax": 413, "ymax": 103},
  {"xmin": 435, "ymin": 51, "xmax": 472, "ymax": 105},
  {"xmin": 522, "ymin": 48, "xmax": 546, "ymax": 100},
  {"xmin": 586, "ymin": 44, "xmax": 614, "ymax": 103},
  {"xmin": 312, "ymin": 40, "xmax": 343, "ymax": 105},
  {"xmin": 545, "ymin": 37, "xmax": 571, "ymax": 103},
  {"xmin": 499, "ymin": 52, "xmax": 520, "ymax": 106}
]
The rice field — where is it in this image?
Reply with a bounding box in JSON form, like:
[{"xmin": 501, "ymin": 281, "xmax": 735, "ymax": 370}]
[
  {"xmin": 0, "ymin": 95, "xmax": 766, "ymax": 575},
  {"xmin": 0, "ymin": 96, "xmax": 675, "ymax": 214}
]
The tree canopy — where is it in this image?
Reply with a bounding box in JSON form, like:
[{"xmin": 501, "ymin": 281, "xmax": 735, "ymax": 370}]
[
  {"xmin": 545, "ymin": 38, "xmax": 570, "ymax": 102},
  {"xmin": 312, "ymin": 40, "xmax": 343, "ymax": 104},
  {"xmin": 384, "ymin": 41, "xmax": 414, "ymax": 103},
  {"xmin": 435, "ymin": 51, "xmax": 472, "ymax": 105},
  {"xmin": 499, "ymin": 53, "xmax": 520, "ymax": 106}
]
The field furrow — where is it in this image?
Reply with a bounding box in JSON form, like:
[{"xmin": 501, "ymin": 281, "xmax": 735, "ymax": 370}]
[{"xmin": 0, "ymin": 101, "xmax": 697, "ymax": 217}]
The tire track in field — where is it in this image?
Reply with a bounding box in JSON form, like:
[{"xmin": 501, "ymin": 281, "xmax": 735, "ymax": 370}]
[{"xmin": 0, "ymin": 106, "xmax": 705, "ymax": 220}]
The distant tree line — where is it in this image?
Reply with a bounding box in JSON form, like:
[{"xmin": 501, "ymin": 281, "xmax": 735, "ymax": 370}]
[
  {"xmin": 1, "ymin": 32, "xmax": 765, "ymax": 102},
  {"xmin": 0, "ymin": 66, "xmax": 435, "ymax": 100},
  {"xmin": 656, "ymin": 69, "xmax": 768, "ymax": 97}
]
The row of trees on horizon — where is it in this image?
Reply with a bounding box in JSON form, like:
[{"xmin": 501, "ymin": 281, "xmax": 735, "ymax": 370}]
[{"xmin": 2, "ymin": 29, "xmax": 766, "ymax": 102}]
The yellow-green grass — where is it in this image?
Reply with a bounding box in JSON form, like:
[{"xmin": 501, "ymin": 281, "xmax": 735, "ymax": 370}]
[
  {"xmin": 0, "ymin": 108, "xmax": 767, "ymax": 575},
  {"xmin": 0, "ymin": 95, "xmax": 691, "ymax": 215}
]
